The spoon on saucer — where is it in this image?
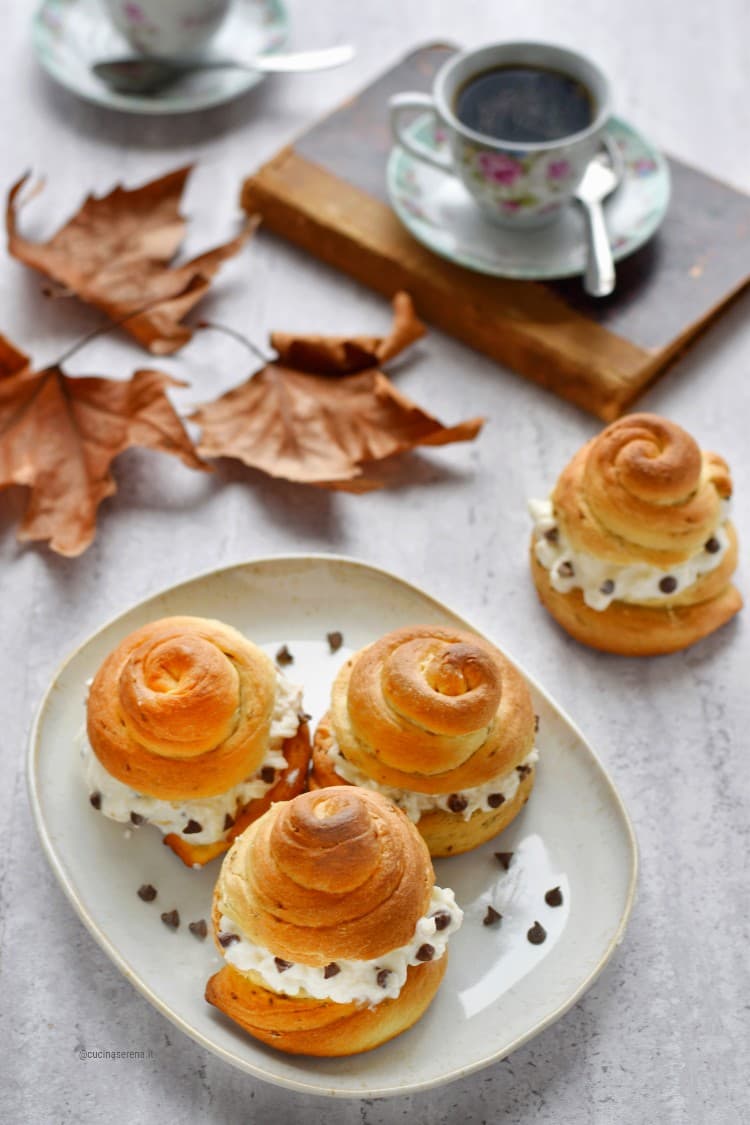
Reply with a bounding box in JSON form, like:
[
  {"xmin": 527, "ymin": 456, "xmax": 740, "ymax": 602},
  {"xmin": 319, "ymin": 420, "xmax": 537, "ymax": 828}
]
[
  {"xmin": 92, "ymin": 44, "xmax": 356, "ymax": 96},
  {"xmin": 574, "ymin": 138, "xmax": 623, "ymax": 298}
]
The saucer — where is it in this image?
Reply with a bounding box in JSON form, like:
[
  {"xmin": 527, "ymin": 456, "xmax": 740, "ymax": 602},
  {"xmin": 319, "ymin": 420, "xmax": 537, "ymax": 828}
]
[
  {"xmin": 387, "ymin": 116, "xmax": 670, "ymax": 281},
  {"xmin": 33, "ymin": 0, "xmax": 288, "ymax": 115}
]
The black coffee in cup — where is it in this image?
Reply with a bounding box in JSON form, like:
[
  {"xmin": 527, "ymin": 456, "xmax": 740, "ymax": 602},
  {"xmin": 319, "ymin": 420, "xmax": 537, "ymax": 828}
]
[{"xmin": 454, "ymin": 65, "xmax": 595, "ymax": 144}]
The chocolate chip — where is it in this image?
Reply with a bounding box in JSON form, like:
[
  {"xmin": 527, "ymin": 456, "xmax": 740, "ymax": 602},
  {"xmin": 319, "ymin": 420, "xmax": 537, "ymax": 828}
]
[
  {"xmin": 517, "ymin": 764, "xmax": 531, "ymax": 778},
  {"xmin": 259, "ymin": 766, "xmax": 276, "ymax": 784},
  {"xmin": 183, "ymin": 819, "xmax": 202, "ymax": 834},
  {"xmin": 327, "ymin": 631, "xmax": 344, "ymax": 653},
  {"xmin": 323, "ymin": 962, "xmax": 341, "ymax": 979},
  {"xmin": 416, "ymin": 943, "xmax": 435, "ymax": 962},
  {"xmin": 431, "ymin": 911, "xmax": 452, "ymax": 931},
  {"xmin": 534, "ymin": 714, "xmax": 540, "ymax": 733},
  {"xmin": 447, "ymin": 793, "xmax": 468, "ymax": 813},
  {"xmin": 483, "ymin": 906, "xmax": 502, "ymax": 926},
  {"xmin": 275, "ymin": 644, "xmax": 294, "ymax": 666},
  {"xmin": 600, "ymin": 579, "xmax": 615, "ymax": 595},
  {"xmin": 274, "ymin": 957, "xmax": 293, "ymax": 973},
  {"xmin": 130, "ymin": 811, "xmax": 144, "ymax": 826},
  {"xmin": 188, "ymin": 919, "xmax": 208, "ymax": 940},
  {"xmin": 558, "ymin": 560, "xmax": 574, "ymax": 577},
  {"xmin": 545, "ymin": 886, "xmax": 563, "ymax": 907},
  {"xmin": 223, "ymin": 813, "xmax": 235, "ymax": 831},
  {"xmin": 527, "ymin": 921, "xmax": 547, "ymax": 945},
  {"xmin": 494, "ymin": 851, "xmax": 514, "ymax": 870},
  {"xmin": 89, "ymin": 792, "xmax": 101, "ymax": 810},
  {"xmin": 376, "ymin": 969, "xmax": 391, "ymax": 988},
  {"xmin": 218, "ymin": 932, "xmax": 240, "ymax": 948},
  {"xmin": 298, "ymin": 711, "xmax": 312, "ymax": 724},
  {"xmin": 487, "ymin": 793, "xmax": 505, "ymax": 809},
  {"xmin": 543, "ymin": 526, "xmax": 559, "ymax": 543},
  {"xmin": 705, "ymin": 536, "xmax": 720, "ymax": 553},
  {"xmin": 160, "ymin": 909, "xmax": 180, "ymax": 930},
  {"xmin": 137, "ymin": 884, "xmax": 157, "ymax": 902},
  {"xmin": 659, "ymin": 575, "xmax": 678, "ymax": 594}
]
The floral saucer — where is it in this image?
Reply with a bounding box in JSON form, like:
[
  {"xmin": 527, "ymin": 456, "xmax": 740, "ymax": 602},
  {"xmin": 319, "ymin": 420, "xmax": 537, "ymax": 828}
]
[
  {"xmin": 33, "ymin": 0, "xmax": 288, "ymax": 115},
  {"xmin": 387, "ymin": 115, "xmax": 670, "ymax": 281}
]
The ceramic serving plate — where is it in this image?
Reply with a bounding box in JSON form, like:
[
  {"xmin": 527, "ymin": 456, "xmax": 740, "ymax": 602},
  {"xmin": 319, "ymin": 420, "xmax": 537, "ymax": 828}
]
[{"xmin": 28, "ymin": 555, "xmax": 637, "ymax": 1098}]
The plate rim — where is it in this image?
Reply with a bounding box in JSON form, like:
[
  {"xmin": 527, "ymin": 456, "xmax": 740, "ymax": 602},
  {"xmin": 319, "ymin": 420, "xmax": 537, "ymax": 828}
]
[
  {"xmin": 27, "ymin": 551, "xmax": 639, "ymax": 1098},
  {"xmin": 386, "ymin": 114, "xmax": 671, "ymax": 281},
  {"xmin": 31, "ymin": 0, "xmax": 289, "ymax": 116}
]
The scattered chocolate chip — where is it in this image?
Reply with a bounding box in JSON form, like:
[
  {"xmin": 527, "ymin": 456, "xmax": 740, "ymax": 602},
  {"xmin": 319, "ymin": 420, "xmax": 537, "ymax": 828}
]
[
  {"xmin": 659, "ymin": 575, "xmax": 678, "ymax": 594},
  {"xmin": 416, "ymin": 943, "xmax": 435, "ymax": 962},
  {"xmin": 298, "ymin": 711, "xmax": 312, "ymax": 724},
  {"xmin": 130, "ymin": 811, "xmax": 144, "ymax": 826},
  {"xmin": 543, "ymin": 526, "xmax": 559, "ymax": 543},
  {"xmin": 188, "ymin": 919, "xmax": 208, "ymax": 940},
  {"xmin": 137, "ymin": 884, "xmax": 157, "ymax": 902},
  {"xmin": 327, "ymin": 631, "xmax": 344, "ymax": 653},
  {"xmin": 376, "ymin": 969, "xmax": 391, "ymax": 988},
  {"xmin": 183, "ymin": 819, "xmax": 202, "ymax": 834},
  {"xmin": 558, "ymin": 560, "xmax": 574, "ymax": 577},
  {"xmin": 494, "ymin": 851, "xmax": 514, "ymax": 870},
  {"xmin": 545, "ymin": 886, "xmax": 564, "ymax": 907},
  {"xmin": 600, "ymin": 579, "xmax": 615, "ymax": 595},
  {"xmin": 323, "ymin": 962, "xmax": 341, "ymax": 979},
  {"xmin": 431, "ymin": 911, "xmax": 452, "ymax": 931},
  {"xmin": 274, "ymin": 957, "xmax": 293, "ymax": 973},
  {"xmin": 218, "ymin": 932, "xmax": 240, "ymax": 948},
  {"xmin": 534, "ymin": 714, "xmax": 540, "ymax": 733},
  {"xmin": 705, "ymin": 536, "xmax": 721, "ymax": 554},
  {"xmin": 275, "ymin": 644, "xmax": 294, "ymax": 666},
  {"xmin": 527, "ymin": 921, "xmax": 547, "ymax": 945},
  {"xmin": 447, "ymin": 793, "xmax": 468, "ymax": 813},
  {"xmin": 89, "ymin": 792, "xmax": 101, "ymax": 810},
  {"xmin": 223, "ymin": 813, "xmax": 235, "ymax": 831},
  {"xmin": 517, "ymin": 764, "xmax": 531, "ymax": 778},
  {"xmin": 487, "ymin": 793, "xmax": 505, "ymax": 809},
  {"xmin": 483, "ymin": 906, "xmax": 502, "ymax": 926},
  {"xmin": 259, "ymin": 766, "xmax": 276, "ymax": 784},
  {"xmin": 160, "ymin": 909, "xmax": 180, "ymax": 930}
]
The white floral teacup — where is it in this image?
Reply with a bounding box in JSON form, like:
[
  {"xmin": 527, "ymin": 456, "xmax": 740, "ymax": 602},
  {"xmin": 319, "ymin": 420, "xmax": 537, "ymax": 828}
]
[
  {"xmin": 390, "ymin": 42, "xmax": 612, "ymax": 229},
  {"xmin": 101, "ymin": 0, "xmax": 231, "ymax": 58}
]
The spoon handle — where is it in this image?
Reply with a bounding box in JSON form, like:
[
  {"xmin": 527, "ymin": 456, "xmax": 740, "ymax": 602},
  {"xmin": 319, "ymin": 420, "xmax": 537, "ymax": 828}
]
[
  {"xmin": 582, "ymin": 198, "xmax": 615, "ymax": 298},
  {"xmin": 187, "ymin": 44, "xmax": 355, "ymax": 74}
]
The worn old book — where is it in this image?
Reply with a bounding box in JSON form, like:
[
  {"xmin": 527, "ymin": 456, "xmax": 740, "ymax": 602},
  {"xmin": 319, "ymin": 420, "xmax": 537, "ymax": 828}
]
[{"xmin": 241, "ymin": 44, "xmax": 750, "ymax": 420}]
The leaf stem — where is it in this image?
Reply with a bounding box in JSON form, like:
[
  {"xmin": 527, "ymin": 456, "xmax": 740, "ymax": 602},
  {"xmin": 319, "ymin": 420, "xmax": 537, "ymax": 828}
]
[{"xmin": 197, "ymin": 320, "xmax": 275, "ymax": 365}]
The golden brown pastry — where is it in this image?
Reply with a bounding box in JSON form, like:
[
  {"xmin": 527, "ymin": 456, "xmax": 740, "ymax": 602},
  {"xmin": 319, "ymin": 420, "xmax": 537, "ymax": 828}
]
[
  {"xmin": 205, "ymin": 786, "xmax": 462, "ymax": 1056},
  {"xmin": 310, "ymin": 625, "xmax": 538, "ymax": 857},
  {"xmin": 529, "ymin": 414, "xmax": 742, "ymax": 655},
  {"xmin": 83, "ymin": 616, "xmax": 311, "ymax": 866}
]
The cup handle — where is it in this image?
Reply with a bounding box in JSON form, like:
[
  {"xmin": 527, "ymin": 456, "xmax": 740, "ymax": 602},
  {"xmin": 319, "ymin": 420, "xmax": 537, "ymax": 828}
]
[{"xmin": 389, "ymin": 93, "xmax": 455, "ymax": 173}]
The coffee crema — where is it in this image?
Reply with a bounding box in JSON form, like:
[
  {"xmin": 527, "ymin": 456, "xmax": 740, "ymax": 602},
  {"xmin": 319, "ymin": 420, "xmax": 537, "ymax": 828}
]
[{"xmin": 454, "ymin": 65, "xmax": 595, "ymax": 144}]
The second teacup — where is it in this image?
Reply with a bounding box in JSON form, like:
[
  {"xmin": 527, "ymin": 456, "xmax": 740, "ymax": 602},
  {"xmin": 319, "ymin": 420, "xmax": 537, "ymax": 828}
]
[
  {"xmin": 101, "ymin": 0, "xmax": 231, "ymax": 58},
  {"xmin": 390, "ymin": 41, "xmax": 612, "ymax": 229}
]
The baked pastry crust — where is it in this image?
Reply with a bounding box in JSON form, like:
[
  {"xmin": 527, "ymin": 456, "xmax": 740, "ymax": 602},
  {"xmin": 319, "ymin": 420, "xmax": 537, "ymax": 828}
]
[
  {"xmin": 531, "ymin": 415, "xmax": 742, "ymax": 654},
  {"xmin": 310, "ymin": 624, "xmax": 536, "ymax": 855},
  {"xmin": 206, "ymin": 787, "xmax": 448, "ymax": 1055}
]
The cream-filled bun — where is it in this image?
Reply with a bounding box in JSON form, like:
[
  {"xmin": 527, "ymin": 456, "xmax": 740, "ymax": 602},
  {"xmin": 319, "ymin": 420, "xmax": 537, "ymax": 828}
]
[
  {"xmin": 83, "ymin": 616, "xmax": 311, "ymax": 867},
  {"xmin": 529, "ymin": 414, "xmax": 742, "ymax": 655},
  {"xmin": 310, "ymin": 625, "xmax": 538, "ymax": 857}
]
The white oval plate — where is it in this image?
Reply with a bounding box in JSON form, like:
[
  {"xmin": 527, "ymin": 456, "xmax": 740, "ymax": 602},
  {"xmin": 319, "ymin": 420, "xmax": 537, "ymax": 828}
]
[{"xmin": 28, "ymin": 555, "xmax": 637, "ymax": 1098}]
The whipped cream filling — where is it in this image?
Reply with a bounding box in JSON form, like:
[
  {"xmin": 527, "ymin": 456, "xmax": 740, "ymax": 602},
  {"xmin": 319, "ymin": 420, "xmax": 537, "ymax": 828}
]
[
  {"xmin": 82, "ymin": 672, "xmax": 304, "ymax": 844},
  {"xmin": 529, "ymin": 497, "xmax": 731, "ymax": 611},
  {"xmin": 218, "ymin": 885, "xmax": 463, "ymax": 1006},
  {"xmin": 326, "ymin": 735, "xmax": 539, "ymax": 822}
]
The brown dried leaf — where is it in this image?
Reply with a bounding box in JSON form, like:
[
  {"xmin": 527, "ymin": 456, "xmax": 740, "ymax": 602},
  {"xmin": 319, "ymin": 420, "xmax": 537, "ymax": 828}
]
[
  {"xmin": 0, "ymin": 335, "xmax": 207, "ymax": 556},
  {"xmin": 192, "ymin": 295, "xmax": 483, "ymax": 490},
  {"xmin": 7, "ymin": 167, "xmax": 257, "ymax": 356}
]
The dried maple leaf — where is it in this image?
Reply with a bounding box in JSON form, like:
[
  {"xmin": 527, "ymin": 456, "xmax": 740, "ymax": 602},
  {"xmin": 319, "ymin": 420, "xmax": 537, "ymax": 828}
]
[
  {"xmin": 191, "ymin": 293, "xmax": 484, "ymax": 491},
  {"xmin": 0, "ymin": 334, "xmax": 206, "ymax": 556},
  {"xmin": 7, "ymin": 166, "xmax": 256, "ymax": 356}
]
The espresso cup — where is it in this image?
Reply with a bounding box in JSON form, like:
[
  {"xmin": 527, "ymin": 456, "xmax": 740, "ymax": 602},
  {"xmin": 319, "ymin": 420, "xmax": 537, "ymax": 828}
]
[
  {"xmin": 101, "ymin": 0, "xmax": 231, "ymax": 57},
  {"xmin": 390, "ymin": 42, "xmax": 612, "ymax": 229}
]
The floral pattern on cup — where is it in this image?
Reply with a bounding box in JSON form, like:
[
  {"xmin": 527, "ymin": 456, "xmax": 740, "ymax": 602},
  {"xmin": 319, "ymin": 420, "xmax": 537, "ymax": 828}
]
[{"xmin": 459, "ymin": 139, "xmax": 592, "ymax": 219}]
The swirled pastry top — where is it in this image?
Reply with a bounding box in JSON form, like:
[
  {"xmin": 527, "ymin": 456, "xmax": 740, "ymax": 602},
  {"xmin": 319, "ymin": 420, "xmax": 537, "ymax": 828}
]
[
  {"xmin": 329, "ymin": 625, "xmax": 535, "ymax": 794},
  {"xmin": 553, "ymin": 414, "xmax": 733, "ymax": 567},
  {"xmin": 216, "ymin": 787, "xmax": 433, "ymax": 966},
  {"xmin": 87, "ymin": 616, "xmax": 281, "ymax": 800}
]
